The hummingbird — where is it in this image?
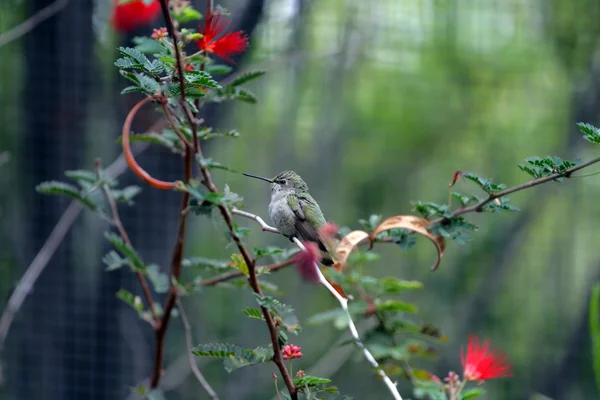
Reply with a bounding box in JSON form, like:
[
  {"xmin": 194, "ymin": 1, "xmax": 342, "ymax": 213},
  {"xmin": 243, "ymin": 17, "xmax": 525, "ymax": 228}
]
[{"xmin": 243, "ymin": 170, "xmax": 334, "ymax": 265}]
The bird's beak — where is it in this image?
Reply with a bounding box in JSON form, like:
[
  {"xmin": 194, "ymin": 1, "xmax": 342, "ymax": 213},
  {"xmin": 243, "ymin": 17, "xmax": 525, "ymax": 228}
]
[{"xmin": 242, "ymin": 172, "xmax": 273, "ymax": 183}]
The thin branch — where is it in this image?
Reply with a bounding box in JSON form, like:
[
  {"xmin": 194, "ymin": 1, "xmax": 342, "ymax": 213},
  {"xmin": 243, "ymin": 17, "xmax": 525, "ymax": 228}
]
[
  {"xmin": 231, "ymin": 208, "xmax": 403, "ymax": 399},
  {"xmin": 201, "ymin": 258, "xmax": 296, "ymax": 286},
  {"xmin": 151, "ymin": 145, "xmax": 192, "ymax": 388},
  {"xmin": 0, "ymin": 0, "xmax": 69, "ymax": 49},
  {"xmin": 291, "ymin": 238, "xmax": 403, "ymax": 400},
  {"xmin": 95, "ymin": 159, "xmax": 159, "ymax": 324},
  {"xmin": 212, "ymin": 202, "xmax": 298, "ymax": 398},
  {"xmin": 432, "ymin": 155, "xmax": 600, "ymax": 225},
  {"xmin": 231, "ymin": 208, "xmax": 281, "ymax": 234},
  {"xmin": 0, "ymin": 135, "xmax": 159, "ymax": 351},
  {"xmin": 177, "ymin": 298, "xmax": 220, "ymax": 400}
]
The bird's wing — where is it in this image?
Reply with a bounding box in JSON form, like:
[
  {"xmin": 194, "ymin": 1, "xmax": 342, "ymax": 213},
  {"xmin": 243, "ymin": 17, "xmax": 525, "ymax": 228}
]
[{"xmin": 287, "ymin": 193, "xmax": 333, "ymax": 265}]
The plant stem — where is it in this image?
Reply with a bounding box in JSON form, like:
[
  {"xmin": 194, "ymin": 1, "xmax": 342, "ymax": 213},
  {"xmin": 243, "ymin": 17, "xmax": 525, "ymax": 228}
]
[
  {"xmin": 95, "ymin": 160, "xmax": 159, "ymax": 325},
  {"xmin": 433, "ymin": 155, "xmax": 600, "ymax": 225}
]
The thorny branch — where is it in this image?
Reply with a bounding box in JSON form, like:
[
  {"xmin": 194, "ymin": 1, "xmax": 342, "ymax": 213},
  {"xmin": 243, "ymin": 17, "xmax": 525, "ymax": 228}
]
[
  {"xmin": 432, "ymin": 155, "xmax": 600, "ymax": 225},
  {"xmin": 201, "ymin": 258, "xmax": 296, "ymax": 286},
  {"xmin": 146, "ymin": 2, "xmax": 297, "ymax": 396}
]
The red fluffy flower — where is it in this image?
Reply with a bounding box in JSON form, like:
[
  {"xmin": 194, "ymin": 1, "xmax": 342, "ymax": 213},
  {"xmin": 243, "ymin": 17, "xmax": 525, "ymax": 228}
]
[
  {"xmin": 112, "ymin": 0, "xmax": 161, "ymax": 33},
  {"xmin": 461, "ymin": 334, "xmax": 512, "ymax": 381},
  {"xmin": 195, "ymin": 10, "xmax": 248, "ymax": 62},
  {"xmin": 293, "ymin": 241, "xmax": 322, "ymax": 284}
]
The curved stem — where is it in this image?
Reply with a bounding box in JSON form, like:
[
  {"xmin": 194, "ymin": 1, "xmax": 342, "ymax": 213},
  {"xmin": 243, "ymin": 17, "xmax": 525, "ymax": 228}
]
[{"xmin": 122, "ymin": 96, "xmax": 177, "ymax": 190}]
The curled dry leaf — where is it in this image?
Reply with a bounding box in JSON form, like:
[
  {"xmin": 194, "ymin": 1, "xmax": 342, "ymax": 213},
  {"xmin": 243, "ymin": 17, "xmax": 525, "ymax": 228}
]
[
  {"xmin": 332, "ymin": 230, "xmax": 371, "ymax": 272},
  {"xmin": 371, "ymin": 215, "xmax": 446, "ymax": 271}
]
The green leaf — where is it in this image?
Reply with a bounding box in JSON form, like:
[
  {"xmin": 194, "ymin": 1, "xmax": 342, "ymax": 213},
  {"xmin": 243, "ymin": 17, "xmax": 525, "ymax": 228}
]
[
  {"xmin": 578, "ymin": 122, "xmax": 600, "ymax": 144},
  {"xmin": 413, "ymin": 381, "xmax": 446, "ymax": 400},
  {"xmin": 429, "ymin": 217, "xmax": 478, "ymax": 244},
  {"xmin": 110, "ymin": 186, "xmax": 142, "ymax": 205},
  {"xmin": 117, "ymin": 131, "xmax": 183, "ymax": 153},
  {"xmin": 462, "ymin": 172, "xmax": 506, "ymax": 193},
  {"xmin": 518, "ymin": 156, "xmax": 579, "ymax": 180},
  {"xmin": 117, "ymin": 288, "xmax": 144, "ymax": 312},
  {"xmin": 36, "ymin": 181, "xmax": 98, "ymax": 211},
  {"xmin": 482, "ymin": 197, "xmax": 520, "ymax": 213},
  {"xmin": 376, "ymin": 299, "xmax": 418, "ymax": 313},
  {"xmin": 379, "ymin": 277, "xmax": 423, "ymax": 294},
  {"xmin": 192, "ymin": 343, "xmax": 271, "ymax": 372},
  {"xmin": 132, "ymin": 36, "xmax": 165, "ymax": 54},
  {"xmin": 227, "ymin": 71, "xmax": 266, "ymax": 87},
  {"xmin": 196, "ymin": 156, "xmax": 236, "ymax": 172},
  {"xmin": 229, "ymin": 253, "xmax": 249, "ymax": 276},
  {"xmin": 173, "ymin": 7, "xmax": 203, "ymax": 24},
  {"xmin": 183, "ymin": 257, "xmax": 230, "ymax": 270},
  {"xmin": 242, "ymin": 308, "xmax": 264, "ymax": 320},
  {"xmin": 461, "ymin": 387, "xmax": 486, "ymax": 399},
  {"xmin": 223, "ymin": 184, "xmax": 244, "ymax": 208},
  {"xmin": 119, "ymin": 70, "xmax": 160, "ymax": 95},
  {"xmin": 591, "ymin": 283, "xmax": 600, "ymax": 396},
  {"xmin": 255, "ymin": 294, "xmax": 301, "ymax": 334},
  {"xmin": 117, "ymin": 46, "xmax": 163, "ymax": 74},
  {"xmin": 184, "ymin": 70, "xmax": 220, "ymax": 89},
  {"xmin": 293, "ymin": 375, "xmax": 332, "ymax": 387},
  {"xmin": 206, "ymin": 64, "xmax": 232, "ymax": 75},
  {"xmin": 146, "ymin": 264, "xmax": 169, "ymax": 293},
  {"xmin": 452, "ymin": 192, "xmax": 477, "ymax": 206},
  {"xmin": 65, "ymin": 169, "xmax": 102, "ymax": 185},
  {"xmin": 358, "ymin": 214, "xmax": 383, "ymax": 232},
  {"xmin": 411, "ymin": 201, "xmax": 450, "ymax": 219},
  {"xmin": 105, "ymin": 232, "xmax": 145, "ymax": 271},
  {"xmin": 102, "ymin": 250, "xmax": 128, "ymax": 271},
  {"xmin": 253, "ymin": 247, "xmax": 284, "ymax": 259},
  {"xmin": 197, "ymin": 127, "xmax": 240, "ymax": 140}
]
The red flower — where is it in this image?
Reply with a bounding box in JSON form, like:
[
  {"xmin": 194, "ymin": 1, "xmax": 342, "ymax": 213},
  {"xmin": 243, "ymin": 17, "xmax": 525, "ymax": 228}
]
[
  {"xmin": 282, "ymin": 344, "xmax": 303, "ymax": 360},
  {"xmin": 184, "ymin": 63, "xmax": 195, "ymax": 71},
  {"xmin": 151, "ymin": 27, "xmax": 168, "ymax": 40},
  {"xmin": 195, "ymin": 10, "xmax": 248, "ymax": 62},
  {"xmin": 461, "ymin": 335, "xmax": 512, "ymax": 381},
  {"xmin": 293, "ymin": 241, "xmax": 321, "ymax": 284},
  {"xmin": 112, "ymin": 0, "xmax": 161, "ymax": 33}
]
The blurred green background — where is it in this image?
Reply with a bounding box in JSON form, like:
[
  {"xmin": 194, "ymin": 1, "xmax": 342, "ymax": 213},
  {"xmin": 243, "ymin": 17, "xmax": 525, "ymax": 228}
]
[{"xmin": 1, "ymin": 0, "xmax": 600, "ymax": 399}]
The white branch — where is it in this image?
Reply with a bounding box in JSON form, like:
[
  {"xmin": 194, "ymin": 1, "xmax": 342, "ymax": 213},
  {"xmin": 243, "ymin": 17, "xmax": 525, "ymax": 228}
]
[
  {"xmin": 231, "ymin": 208, "xmax": 280, "ymax": 234},
  {"xmin": 231, "ymin": 209, "xmax": 403, "ymax": 400}
]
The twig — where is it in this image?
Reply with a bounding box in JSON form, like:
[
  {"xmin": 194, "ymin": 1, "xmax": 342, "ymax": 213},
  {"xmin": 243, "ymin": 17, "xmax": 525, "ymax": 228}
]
[
  {"xmin": 0, "ymin": 137, "xmax": 156, "ymax": 351},
  {"xmin": 153, "ymin": 2, "xmax": 297, "ymax": 395},
  {"xmin": 95, "ymin": 159, "xmax": 159, "ymax": 325},
  {"xmin": 432, "ymin": 155, "xmax": 600, "ymax": 225},
  {"xmin": 176, "ymin": 298, "xmax": 220, "ymax": 400},
  {"xmin": 150, "ymin": 144, "xmax": 192, "ymax": 388},
  {"xmin": 212, "ymin": 203, "xmax": 298, "ymax": 398},
  {"xmin": 231, "ymin": 208, "xmax": 403, "ymax": 399},
  {"xmin": 292, "ymin": 239, "xmax": 403, "ymax": 400},
  {"xmin": 201, "ymin": 258, "xmax": 296, "ymax": 286},
  {"xmin": 0, "ymin": 0, "xmax": 69, "ymax": 49},
  {"xmin": 0, "ymin": 201, "xmax": 80, "ymax": 348},
  {"xmin": 231, "ymin": 208, "xmax": 280, "ymax": 234}
]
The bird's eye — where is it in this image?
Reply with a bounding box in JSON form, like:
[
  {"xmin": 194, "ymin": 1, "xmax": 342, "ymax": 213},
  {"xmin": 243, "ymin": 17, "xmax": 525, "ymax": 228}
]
[{"xmin": 281, "ymin": 179, "xmax": 287, "ymax": 185}]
